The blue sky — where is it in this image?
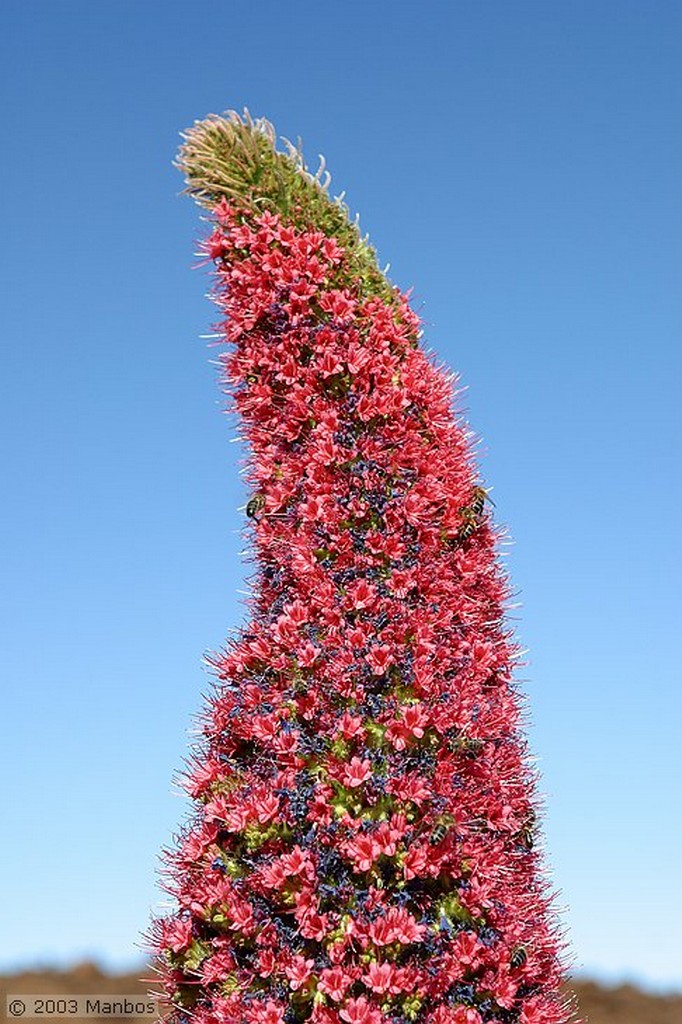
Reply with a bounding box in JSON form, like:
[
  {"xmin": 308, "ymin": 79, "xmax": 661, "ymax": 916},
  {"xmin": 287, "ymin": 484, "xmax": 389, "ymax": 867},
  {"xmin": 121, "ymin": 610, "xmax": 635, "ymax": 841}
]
[{"xmin": 1, "ymin": 0, "xmax": 680, "ymax": 993}]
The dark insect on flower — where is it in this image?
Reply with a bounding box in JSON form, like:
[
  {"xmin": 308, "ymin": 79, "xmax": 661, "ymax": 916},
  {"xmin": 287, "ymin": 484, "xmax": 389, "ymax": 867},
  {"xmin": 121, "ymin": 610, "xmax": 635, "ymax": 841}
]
[
  {"xmin": 450, "ymin": 734, "xmax": 485, "ymax": 758},
  {"xmin": 211, "ymin": 857, "xmax": 227, "ymax": 872},
  {"xmin": 471, "ymin": 485, "xmax": 493, "ymax": 516},
  {"xmin": 430, "ymin": 820, "xmax": 452, "ymax": 846},
  {"xmin": 517, "ymin": 825, "xmax": 534, "ymax": 850},
  {"xmin": 510, "ymin": 945, "xmax": 528, "ymax": 970},
  {"xmin": 246, "ymin": 492, "xmax": 266, "ymax": 518},
  {"xmin": 454, "ymin": 486, "xmax": 494, "ymax": 546}
]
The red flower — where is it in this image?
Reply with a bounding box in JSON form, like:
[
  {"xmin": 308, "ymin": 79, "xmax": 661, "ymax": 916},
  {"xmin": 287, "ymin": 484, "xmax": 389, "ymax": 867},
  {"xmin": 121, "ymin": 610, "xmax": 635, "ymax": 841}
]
[
  {"xmin": 345, "ymin": 834, "xmax": 381, "ymax": 872},
  {"xmin": 228, "ymin": 898, "xmax": 255, "ymax": 934},
  {"xmin": 254, "ymin": 792, "xmax": 279, "ymax": 824},
  {"xmin": 163, "ymin": 917, "xmax": 193, "ymax": 953},
  {"xmin": 402, "ymin": 843, "xmax": 429, "ymax": 880},
  {"xmin": 386, "ymin": 704, "xmax": 428, "ymax": 750},
  {"xmin": 318, "ymin": 967, "xmax": 354, "ymax": 1002},
  {"xmin": 257, "ymin": 949, "xmax": 277, "ymax": 978},
  {"xmin": 252, "ymin": 1001, "xmax": 286, "ymax": 1024},
  {"xmin": 491, "ymin": 970, "xmax": 518, "ymax": 1010},
  {"xmin": 285, "ymin": 955, "xmax": 315, "ymax": 990},
  {"xmin": 387, "ymin": 773, "xmax": 431, "ymax": 805},
  {"xmin": 321, "ymin": 237, "xmax": 344, "ymax": 264},
  {"xmin": 340, "ymin": 997, "xmax": 383, "ymax": 1024},
  {"xmin": 297, "ymin": 641, "xmax": 319, "ymax": 667},
  {"xmin": 341, "ymin": 757, "xmax": 372, "ymax": 788},
  {"xmin": 364, "ymin": 644, "xmax": 394, "ymax": 675},
  {"xmin": 452, "ymin": 1009, "xmax": 482, "ymax": 1024},
  {"xmin": 153, "ymin": 118, "xmax": 572, "ymax": 1024},
  {"xmin": 454, "ymin": 931, "xmax": 481, "ymax": 968},
  {"xmin": 363, "ymin": 962, "xmax": 399, "ymax": 995},
  {"xmin": 345, "ymin": 579, "xmax": 377, "ymax": 611},
  {"xmin": 520, "ymin": 998, "xmax": 548, "ymax": 1024},
  {"xmin": 319, "ymin": 289, "xmax": 356, "ymax": 321},
  {"xmin": 279, "ymin": 846, "xmax": 315, "ymax": 880},
  {"xmin": 337, "ymin": 711, "xmax": 365, "ymax": 740}
]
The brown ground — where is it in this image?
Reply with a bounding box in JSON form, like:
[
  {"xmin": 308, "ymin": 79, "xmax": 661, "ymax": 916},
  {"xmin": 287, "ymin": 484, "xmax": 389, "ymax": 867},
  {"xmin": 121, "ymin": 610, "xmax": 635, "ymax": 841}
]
[{"xmin": 1, "ymin": 964, "xmax": 680, "ymax": 1024}]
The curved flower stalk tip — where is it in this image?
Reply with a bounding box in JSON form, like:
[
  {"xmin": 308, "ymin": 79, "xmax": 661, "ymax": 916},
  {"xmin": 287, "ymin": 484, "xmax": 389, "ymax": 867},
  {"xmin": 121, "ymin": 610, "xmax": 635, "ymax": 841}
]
[
  {"xmin": 148, "ymin": 110, "xmax": 576, "ymax": 1024},
  {"xmin": 177, "ymin": 109, "xmax": 394, "ymax": 304}
]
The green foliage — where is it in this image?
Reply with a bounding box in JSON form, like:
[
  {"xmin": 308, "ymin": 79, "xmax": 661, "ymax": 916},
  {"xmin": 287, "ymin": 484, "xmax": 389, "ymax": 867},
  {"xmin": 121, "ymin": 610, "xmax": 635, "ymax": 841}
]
[{"xmin": 177, "ymin": 109, "xmax": 394, "ymax": 303}]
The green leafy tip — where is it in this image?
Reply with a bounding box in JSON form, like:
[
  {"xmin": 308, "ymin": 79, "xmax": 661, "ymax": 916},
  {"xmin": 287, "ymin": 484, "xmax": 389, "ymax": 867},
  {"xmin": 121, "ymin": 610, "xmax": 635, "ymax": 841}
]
[{"xmin": 176, "ymin": 108, "xmax": 394, "ymax": 301}]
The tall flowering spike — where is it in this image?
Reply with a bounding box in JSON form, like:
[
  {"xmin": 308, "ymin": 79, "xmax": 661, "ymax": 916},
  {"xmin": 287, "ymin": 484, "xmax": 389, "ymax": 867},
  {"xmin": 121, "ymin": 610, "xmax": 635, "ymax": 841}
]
[{"xmin": 149, "ymin": 110, "xmax": 575, "ymax": 1024}]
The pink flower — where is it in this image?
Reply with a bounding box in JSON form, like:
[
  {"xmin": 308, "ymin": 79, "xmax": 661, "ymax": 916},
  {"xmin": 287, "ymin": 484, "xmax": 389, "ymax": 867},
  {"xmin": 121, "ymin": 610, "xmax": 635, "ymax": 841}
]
[
  {"xmin": 299, "ymin": 910, "xmax": 329, "ymax": 941},
  {"xmin": 492, "ymin": 971, "xmax": 518, "ymax": 1010},
  {"xmin": 318, "ymin": 966, "xmax": 354, "ymax": 1002},
  {"xmin": 257, "ymin": 948, "xmax": 277, "ymax": 978},
  {"xmin": 164, "ymin": 917, "xmax": 193, "ymax": 953},
  {"xmin": 340, "ymin": 996, "xmax": 383, "ymax": 1024},
  {"xmin": 385, "ymin": 906, "xmax": 426, "ymax": 944},
  {"xmin": 363, "ymin": 961, "xmax": 399, "ymax": 995},
  {"xmin": 365, "ymin": 644, "xmax": 394, "ymax": 675},
  {"xmin": 212, "ymin": 197, "xmax": 233, "ymax": 223},
  {"xmin": 206, "ymin": 229, "xmax": 227, "ymax": 260},
  {"xmin": 454, "ymin": 930, "xmax": 480, "ymax": 968},
  {"xmin": 386, "ymin": 704, "xmax": 429, "ymax": 749},
  {"xmin": 374, "ymin": 820, "xmax": 401, "ymax": 857},
  {"xmin": 285, "ymin": 955, "xmax": 315, "ymax": 990},
  {"xmin": 279, "ymin": 845, "xmax": 315, "ymax": 880},
  {"xmin": 388, "ymin": 773, "xmax": 431, "ymax": 805},
  {"xmin": 345, "ymin": 833, "xmax": 381, "ymax": 872},
  {"xmin": 337, "ymin": 711, "xmax": 365, "ymax": 740},
  {"xmin": 519, "ymin": 999, "xmax": 547, "ymax": 1024},
  {"xmin": 255, "ymin": 792, "xmax": 279, "ymax": 824},
  {"xmin": 469, "ymin": 639, "xmax": 496, "ymax": 675},
  {"xmin": 318, "ymin": 350, "xmax": 345, "ymax": 377},
  {"xmin": 253, "ymin": 1001, "xmax": 286, "ymax": 1024},
  {"xmin": 342, "ymin": 757, "xmax": 372, "ymax": 788},
  {"xmin": 319, "ymin": 289, "xmax": 356, "ymax": 321},
  {"xmin": 228, "ymin": 898, "xmax": 254, "ymax": 933},
  {"xmin": 345, "ymin": 579, "xmax": 377, "ymax": 610},
  {"xmin": 203, "ymin": 793, "xmax": 230, "ymax": 823},
  {"xmin": 452, "ymin": 1009, "xmax": 482, "ymax": 1024},
  {"xmin": 403, "ymin": 843, "xmax": 430, "ymax": 880},
  {"xmin": 321, "ymin": 237, "xmax": 344, "ymax": 264},
  {"xmin": 487, "ymin": 800, "xmax": 518, "ymax": 832},
  {"xmin": 201, "ymin": 952, "xmax": 234, "ymax": 984},
  {"xmin": 297, "ymin": 641, "xmax": 320, "ymax": 667},
  {"xmin": 259, "ymin": 860, "xmax": 287, "ymax": 890}
]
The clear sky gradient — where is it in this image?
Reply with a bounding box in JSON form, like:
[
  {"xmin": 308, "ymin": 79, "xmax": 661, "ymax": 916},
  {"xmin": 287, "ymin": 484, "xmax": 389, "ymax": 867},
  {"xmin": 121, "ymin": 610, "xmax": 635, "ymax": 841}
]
[{"xmin": 1, "ymin": 0, "xmax": 680, "ymax": 993}]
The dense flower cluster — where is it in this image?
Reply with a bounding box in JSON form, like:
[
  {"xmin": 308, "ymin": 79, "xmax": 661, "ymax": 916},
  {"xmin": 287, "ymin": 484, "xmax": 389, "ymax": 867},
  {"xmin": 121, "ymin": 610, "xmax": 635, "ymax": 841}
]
[{"xmin": 150, "ymin": 192, "xmax": 571, "ymax": 1024}]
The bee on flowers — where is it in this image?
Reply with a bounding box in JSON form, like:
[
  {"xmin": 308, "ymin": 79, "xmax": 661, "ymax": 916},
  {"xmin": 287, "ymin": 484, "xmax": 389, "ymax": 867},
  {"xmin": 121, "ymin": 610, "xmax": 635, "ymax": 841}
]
[
  {"xmin": 517, "ymin": 825, "xmax": 534, "ymax": 850},
  {"xmin": 516, "ymin": 809, "xmax": 537, "ymax": 850},
  {"xmin": 471, "ymin": 485, "xmax": 493, "ymax": 516},
  {"xmin": 246, "ymin": 492, "xmax": 266, "ymax": 519},
  {"xmin": 455, "ymin": 485, "xmax": 494, "ymax": 545},
  {"xmin": 510, "ymin": 946, "xmax": 528, "ymax": 970},
  {"xmin": 429, "ymin": 813, "xmax": 455, "ymax": 846},
  {"xmin": 448, "ymin": 733, "xmax": 484, "ymax": 758}
]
